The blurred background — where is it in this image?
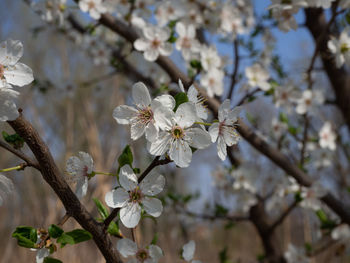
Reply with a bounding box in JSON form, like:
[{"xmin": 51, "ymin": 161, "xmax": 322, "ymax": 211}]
[{"xmin": 0, "ymin": 0, "xmax": 349, "ymax": 262}]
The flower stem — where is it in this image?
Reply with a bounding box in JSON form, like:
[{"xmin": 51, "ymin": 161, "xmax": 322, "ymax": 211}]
[
  {"xmin": 0, "ymin": 165, "xmax": 23, "ymax": 173},
  {"xmin": 93, "ymin": 171, "xmax": 115, "ymax": 176},
  {"xmin": 194, "ymin": 121, "xmax": 212, "ymax": 126}
]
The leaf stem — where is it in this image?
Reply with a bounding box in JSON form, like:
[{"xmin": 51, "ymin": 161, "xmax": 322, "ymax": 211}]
[{"xmin": 0, "ymin": 165, "xmax": 23, "ymax": 173}]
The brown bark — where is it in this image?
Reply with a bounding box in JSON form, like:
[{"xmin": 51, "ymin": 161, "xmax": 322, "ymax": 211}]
[{"xmin": 8, "ymin": 115, "xmax": 122, "ymax": 263}]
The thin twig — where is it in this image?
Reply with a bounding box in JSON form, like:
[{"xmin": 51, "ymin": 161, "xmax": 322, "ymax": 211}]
[
  {"xmin": 269, "ymin": 200, "xmax": 298, "ymax": 232},
  {"xmin": 0, "ymin": 140, "xmax": 40, "ymax": 170},
  {"xmin": 227, "ymin": 39, "xmax": 240, "ymax": 100}
]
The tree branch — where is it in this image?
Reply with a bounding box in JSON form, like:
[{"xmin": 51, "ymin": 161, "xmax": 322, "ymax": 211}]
[{"xmin": 7, "ymin": 114, "xmax": 122, "ymax": 263}]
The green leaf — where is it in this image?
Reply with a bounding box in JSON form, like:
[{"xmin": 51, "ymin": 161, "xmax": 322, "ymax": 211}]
[
  {"xmin": 107, "ymin": 221, "xmax": 121, "ymax": 237},
  {"xmin": 190, "ymin": 60, "xmax": 202, "ymax": 70},
  {"xmin": 224, "ymin": 222, "xmax": 236, "ymax": 229},
  {"xmin": 2, "ymin": 131, "xmax": 25, "ymax": 149},
  {"xmin": 93, "ymin": 198, "xmax": 109, "ymax": 220},
  {"xmin": 151, "ymin": 233, "xmax": 158, "ymax": 245},
  {"xmin": 219, "ymin": 247, "xmax": 230, "ymax": 263},
  {"xmin": 44, "ymin": 258, "xmax": 63, "ymax": 263},
  {"xmin": 12, "ymin": 226, "xmax": 37, "ymax": 248},
  {"xmin": 57, "ymin": 233, "xmax": 75, "ymax": 247},
  {"xmin": 133, "ymin": 168, "xmax": 141, "ymax": 174},
  {"xmin": 304, "ymin": 242, "xmax": 312, "ymax": 253},
  {"xmin": 174, "ymin": 92, "xmax": 189, "ymax": 111},
  {"xmin": 215, "ymin": 204, "xmax": 228, "ymax": 217},
  {"xmin": 117, "ymin": 145, "xmax": 133, "ymax": 172},
  {"xmin": 346, "ymin": 11, "xmax": 350, "ymax": 25},
  {"xmin": 48, "ymin": 224, "xmax": 64, "ymax": 239},
  {"xmin": 279, "ymin": 112, "xmax": 288, "ymax": 124},
  {"xmin": 57, "ymin": 229, "xmax": 92, "ymax": 247}
]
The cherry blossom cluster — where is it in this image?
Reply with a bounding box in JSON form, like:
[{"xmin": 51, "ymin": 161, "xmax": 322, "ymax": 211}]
[
  {"xmin": 0, "ymin": 39, "xmax": 34, "ymax": 122},
  {"xmin": 113, "ymin": 81, "xmax": 241, "ymax": 167}
]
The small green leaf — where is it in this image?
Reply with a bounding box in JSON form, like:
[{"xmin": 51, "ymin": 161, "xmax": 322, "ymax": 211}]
[
  {"xmin": 305, "ymin": 242, "xmax": 312, "ymax": 253},
  {"xmin": 190, "ymin": 60, "xmax": 202, "ymax": 70},
  {"xmin": 48, "ymin": 224, "xmax": 64, "ymax": 239},
  {"xmin": 151, "ymin": 233, "xmax": 158, "ymax": 245},
  {"xmin": 174, "ymin": 92, "xmax": 189, "ymax": 111},
  {"xmin": 57, "ymin": 233, "xmax": 75, "ymax": 247},
  {"xmin": 107, "ymin": 221, "xmax": 121, "ymax": 237},
  {"xmin": 43, "ymin": 258, "xmax": 63, "ymax": 263},
  {"xmin": 133, "ymin": 168, "xmax": 141, "ymax": 174},
  {"xmin": 2, "ymin": 131, "xmax": 25, "ymax": 149},
  {"xmin": 57, "ymin": 229, "xmax": 92, "ymax": 247},
  {"xmin": 219, "ymin": 247, "xmax": 230, "ymax": 263},
  {"xmin": 279, "ymin": 112, "xmax": 288, "ymax": 124},
  {"xmin": 215, "ymin": 204, "xmax": 228, "ymax": 217},
  {"xmin": 12, "ymin": 226, "xmax": 37, "ymax": 248},
  {"xmin": 93, "ymin": 198, "xmax": 109, "ymax": 220},
  {"xmin": 118, "ymin": 145, "xmax": 133, "ymax": 173}
]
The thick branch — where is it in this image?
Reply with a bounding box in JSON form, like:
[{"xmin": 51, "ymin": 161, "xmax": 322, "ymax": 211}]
[{"xmin": 7, "ymin": 115, "xmax": 122, "ymax": 263}]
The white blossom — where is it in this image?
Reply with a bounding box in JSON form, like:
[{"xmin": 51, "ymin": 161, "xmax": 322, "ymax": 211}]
[
  {"xmin": 149, "ymin": 102, "xmax": 211, "ymax": 168},
  {"xmin": 284, "ymin": 244, "xmax": 310, "ymax": 263},
  {"xmin": 200, "ymin": 45, "xmax": 221, "ymax": 71},
  {"xmin": 318, "ymin": 122, "xmax": 336, "ymax": 151},
  {"xmin": 113, "ymin": 82, "xmax": 175, "ymax": 142},
  {"xmin": 328, "ymin": 28, "xmax": 350, "ymax": 68},
  {"xmin": 295, "ymin": 89, "xmax": 324, "ymax": 115},
  {"xmin": 0, "ymin": 39, "xmax": 34, "ymax": 88},
  {"xmin": 117, "ymin": 238, "xmax": 163, "ymax": 263},
  {"xmin": 175, "ymin": 22, "xmax": 201, "ymax": 61},
  {"xmin": 134, "ymin": 26, "xmax": 173, "ymax": 62},
  {"xmin": 178, "ymin": 79, "xmax": 208, "ymax": 120},
  {"xmin": 300, "ymin": 182, "xmax": 327, "ymax": 211},
  {"xmin": 79, "ymin": 0, "xmax": 106, "ymax": 20},
  {"xmin": 200, "ymin": 68, "xmax": 224, "ymax": 97},
  {"xmin": 0, "ymin": 173, "xmax": 14, "ymax": 206},
  {"xmin": 245, "ymin": 63, "xmax": 270, "ymax": 91},
  {"xmin": 105, "ymin": 165, "xmax": 165, "ymax": 228},
  {"xmin": 66, "ymin": 152, "xmax": 94, "ymax": 199},
  {"xmin": 331, "ymin": 224, "xmax": 350, "ymax": 242},
  {"xmin": 0, "ymin": 86, "xmax": 19, "ymax": 121},
  {"xmin": 155, "ymin": 1, "xmax": 184, "ymax": 27},
  {"xmin": 182, "ymin": 240, "xmax": 202, "ymax": 263},
  {"xmin": 209, "ymin": 100, "xmax": 241, "ymax": 161},
  {"xmin": 35, "ymin": 248, "xmax": 50, "ymax": 263}
]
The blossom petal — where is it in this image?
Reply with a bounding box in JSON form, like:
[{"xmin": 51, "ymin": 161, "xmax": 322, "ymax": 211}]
[
  {"xmin": 0, "ymin": 87, "xmax": 19, "ymax": 121},
  {"xmin": 222, "ymin": 126, "xmax": 240, "ymax": 146},
  {"xmin": 132, "ymin": 82, "xmax": 151, "ymax": 107},
  {"xmin": 78, "ymin": 151, "xmax": 94, "ymax": 173},
  {"xmin": 143, "ymin": 197, "xmax": 163, "ymax": 217},
  {"xmin": 149, "ymin": 245, "xmax": 163, "ymax": 261},
  {"xmin": 36, "ymin": 248, "xmax": 50, "ymax": 263},
  {"xmin": 217, "ymin": 136, "xmax": 227, "ymax": 161},
  {"xmin": 208, "ymin": 122, "xmax": 219, "ymax": 143},
  {"xmin": 134, "ymin": 38, "xmax": 149, "ymax": 51},
  {"xmin": 148, "ymin": 131, "xmax": 172, "ymax": 156},
  {"xmin": 119, "ymin": 165, "xmax": 138, "ymax": 191},
  {"xmin": 218, "ymin": 99, "xmax": 231, "ymax": 122},
  {"xmin": 75, "ymin": 177, "xmax": 88, "ymax": 199},
  {"xmin": 120, "ymin": 202, "xmax": 142, "ymax": 228},
  {"xmin": 154, "ymin": 107, "xmax": 175, "ymax": 131},
  {"xmin": 145, "ymin": 122, "xmax": 158, "ymax": 142},
  {"xmin": 117, "ymin": 238, "xmax": 138, "ymax": 257},
  {"xmin": 130, "ymin": 121, "xmax": 146, "ymax": 140},
  {"xmin": 159, "ymin": 42, "xmax": 173, "ymax": 56},
  {"xmin": 185, "ymin": 128, "xmax": 211, "ymax": 149},
  {"xmin": 175, "ymin": 22, "xmax": 186, "ymax": 37},
  {"xmin": 144, "ymin": 49, "xmax": 159, "ymax": 62},
  {"xmin": 105, "ymin": 188, "xmax": 129, "ymax": 208},
  {"xmin": 182, "ymin": 240, "xmax": 195, "ymax": 261},
  {"xmin": 4, "ymin": 63, "xmax": 33, "ymax": 87},
  {"xmin": 140, "ymin": 173, "xmax": 165, "ymax": 196},
  {"xmin": 152, "ymin": 94, "xmax": 175, "ymax": 110},
  {"xmin": 113, "ymin": 105, "xmax": 138, "ymax": 125},
  {"xmin": 175, "ymin": 102, "xmax": 196, "ymax": 128},
  {"xmin": 0, "ymin": 39, "xmax": 23, "ymax": 66},
  {"xmin": 169, "ymin": 139, "xmax": 192, "ymax": 168}
]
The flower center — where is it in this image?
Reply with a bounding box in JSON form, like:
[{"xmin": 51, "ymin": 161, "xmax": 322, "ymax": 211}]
[
  {"xmin": 136, "ymin": 249, "xmax": 149, "ymax": 262},
  {"xmin": 82, "ymin": 166, "xmax": 89, "ymax": 177},
  {"xmin": 181, "ymin": 37, "xmax": 192, "ymax": 49},
  {"xmin": 171, "ymin": 126, "xmax": 185, "ymax": 139},
  {"xmin": 341, "ymin": 43, "xmax": 349, "ymax": 53},
  {"xmin": 88, "ymin": 1, "xmax": 95, "ymax": 10},
  {"xmin": 151, "ymin": 39, "xmax": 161, "ymax": 49},
  {"xmin": 129, "ymin": 187, "xmax": 143, "ymax": 203},
  {"xmin": 137, "ymin": 107, "xmax": 153, "ymax": 124}
]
